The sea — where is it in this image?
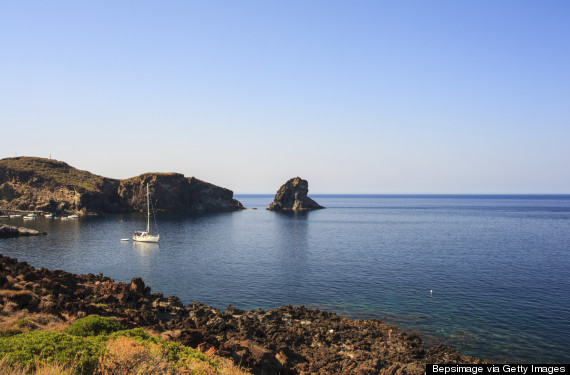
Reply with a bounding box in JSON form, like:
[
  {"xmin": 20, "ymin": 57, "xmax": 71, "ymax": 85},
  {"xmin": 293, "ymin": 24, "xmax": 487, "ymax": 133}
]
[{"xmin": 1, "ymin": 195, "xmax": 569, "ymax": 363}]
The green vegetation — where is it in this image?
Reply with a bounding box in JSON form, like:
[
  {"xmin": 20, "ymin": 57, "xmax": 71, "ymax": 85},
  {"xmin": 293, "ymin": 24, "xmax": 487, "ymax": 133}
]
[
  {"xmin": 0, "ymin": 331, "xmax": 104, "ymax": 373},
  {"xmin": 0, "ymin": 329, "xmax": 22, "ymax": 338},
  {"xmin": 0, "ymin": 355, "xmax": 75, "ymax": 375},
  {"xmin": 118, "ymin": 329, "xmax": 215, "ymax": 366},
  {"xmin": 64, "ymin": 315, "xmax": 125, "ymax": 337},
  {"xmin": 0, "ymin": 157, "xmax": 106, "ymax": 192},
  {"xmin": 0, "ymin": 315, "xmax": 249, "ymax": 375}
]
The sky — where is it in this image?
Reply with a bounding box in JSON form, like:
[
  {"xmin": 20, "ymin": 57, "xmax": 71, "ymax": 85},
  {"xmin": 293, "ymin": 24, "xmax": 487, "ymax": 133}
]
[{"xmin": 1, "ymin": 1, "xmax": 569, "ymax": 194}]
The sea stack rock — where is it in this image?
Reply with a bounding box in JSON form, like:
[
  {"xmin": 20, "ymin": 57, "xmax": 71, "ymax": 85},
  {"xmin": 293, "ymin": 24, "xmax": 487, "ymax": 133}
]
[{"xmin": 266, "ymin": 177, "xmax": 324, "ymax": 211}]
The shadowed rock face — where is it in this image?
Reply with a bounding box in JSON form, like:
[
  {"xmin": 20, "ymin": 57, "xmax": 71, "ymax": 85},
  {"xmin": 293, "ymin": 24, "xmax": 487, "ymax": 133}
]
[
  {"xmin": 0, "ymin": 224, "xmax": 47, "ymax": 237},
  {"xmin": 0, "ymin": 157, "xmax": 244, "ymax": 214},
  {"xmin": 119, "ymin": 174, "xmax": 244, "ymax": 212},
  {"xmin": 267, "ymin": 177, "xmax": 324, "ymax": 211}
]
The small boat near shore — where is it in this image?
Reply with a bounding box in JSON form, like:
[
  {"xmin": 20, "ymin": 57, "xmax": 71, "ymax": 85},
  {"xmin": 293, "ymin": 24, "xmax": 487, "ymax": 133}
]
[
  {"xmin": 133, "ymin": 184, "xmax": 160, "ymax": 243},
  {"xmin": 44, "ymin": 213, "xmax": 53, "ymax": 218},
  {"xmin": 23, "ymin": 216, "xmax": 36, "ymax": 220},
  {"xmin": 9, "ymin": 214, "xmax": 22, "ymax": 218},
  {"xmin": 68, "ymin": 215, "xmax": 79, "ymax": 219}
]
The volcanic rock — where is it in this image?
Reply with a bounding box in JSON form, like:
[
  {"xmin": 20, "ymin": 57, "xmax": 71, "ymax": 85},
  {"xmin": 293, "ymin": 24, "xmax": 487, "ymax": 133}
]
[
  {"xmin": 0, "ymin": 157, "xmax": 244, "ymax": 214},
  {"xmin": 0, "ymin": 224, "xmax": 47, "ymax": 237},
  {"xmin": 119, "ymin": 173, "xmax": 244, "ymax": 212},
  {"xmin": 267, "ymin": 177, "xmax": 324, "ymax": 211}
]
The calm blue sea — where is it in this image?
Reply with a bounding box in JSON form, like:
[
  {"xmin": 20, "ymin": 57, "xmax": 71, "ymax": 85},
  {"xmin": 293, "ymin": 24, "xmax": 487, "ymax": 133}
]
[{"xmin": 1, "ymin": 195, "xmax": 569, "ymax": 363}]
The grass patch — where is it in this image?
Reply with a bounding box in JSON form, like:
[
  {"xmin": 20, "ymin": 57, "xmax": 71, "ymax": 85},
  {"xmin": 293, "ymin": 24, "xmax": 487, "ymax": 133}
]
[
  {"xmin": 98, "ymin": 336, "xmax": 169, "ymax": 374},
  {"xmin": 110, "ymin": 328, "xmax": 219, "ymax": 371},
  {"xmin": 0, "ymin": 355, "xmax": 76, "ymax": 375}
]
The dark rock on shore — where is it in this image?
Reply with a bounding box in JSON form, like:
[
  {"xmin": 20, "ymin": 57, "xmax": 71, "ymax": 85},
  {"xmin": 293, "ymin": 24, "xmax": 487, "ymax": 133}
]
[
  {"xmin": 0, "ymin": 254, "xmax": 484, "ymax": 374},
  {"xmin": 0, "ymin": 157, "xmax": 244, "ymax": 215},
  {"xmin": 267, "ymin": 177, "xmax": 324, "ymax": 211},
  {"xmin": 0, "ymin": 224, "xmax": 47, "ymax": 237}
]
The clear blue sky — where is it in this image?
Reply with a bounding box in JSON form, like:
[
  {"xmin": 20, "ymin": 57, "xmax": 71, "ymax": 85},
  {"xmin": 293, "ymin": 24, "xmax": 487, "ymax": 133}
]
[{"xmin": 1, "ymin": 1, "xmax": 569, "ymax": 193}]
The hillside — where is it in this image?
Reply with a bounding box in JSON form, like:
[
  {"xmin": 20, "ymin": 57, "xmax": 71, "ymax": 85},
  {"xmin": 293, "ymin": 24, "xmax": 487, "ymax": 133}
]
[{"xmin": 0, "ymin": 157, "xmax": 244, "ymax": 214}]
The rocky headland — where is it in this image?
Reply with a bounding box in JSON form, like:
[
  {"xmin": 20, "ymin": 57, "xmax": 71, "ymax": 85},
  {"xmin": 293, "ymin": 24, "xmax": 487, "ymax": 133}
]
[
  {"xmin": 267, "ymin": 177, "xmax": 324, "ymax": 211},
  {"xmin": 0, "ymin": 254, "xmax": 483, "ymax": 374},
  {"xmin": 0, "ymin": 157, "xmax": 244, "ymax": 215},
  {"xmin": 0, "ymin": 224, "xmax": 47, "ymax": 237}
]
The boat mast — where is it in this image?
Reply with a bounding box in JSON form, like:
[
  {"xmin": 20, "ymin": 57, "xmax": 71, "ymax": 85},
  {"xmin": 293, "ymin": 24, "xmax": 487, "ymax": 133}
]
[{"xmin": 146, "ymin": 183, "xmax": 150, "ymax": 233}]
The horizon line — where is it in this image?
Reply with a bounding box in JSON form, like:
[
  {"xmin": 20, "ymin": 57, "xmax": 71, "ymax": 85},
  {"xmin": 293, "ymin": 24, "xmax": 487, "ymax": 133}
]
[{"xmin": 234, "ymin": 193, "xmax": 570, "ymax": 196}]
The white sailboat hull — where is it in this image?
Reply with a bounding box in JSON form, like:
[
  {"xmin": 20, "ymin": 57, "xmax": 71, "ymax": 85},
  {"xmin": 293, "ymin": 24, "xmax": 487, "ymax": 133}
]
[
  {"xmin": 132, "ymin": 184, "xmax": 159, "ymax": 243},
  {"xmin": 133, "ymin": 234, "xmax": 160, "ymax": 243}
]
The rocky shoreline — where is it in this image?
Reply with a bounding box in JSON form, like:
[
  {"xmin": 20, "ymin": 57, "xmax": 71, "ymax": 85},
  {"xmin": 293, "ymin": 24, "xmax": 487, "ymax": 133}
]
[
  {"xmin": 0, "ymin": 224, "xmax": 47, "ymax": 237},
  {"xmin": 0, "ymin": 254, "xmax": 484, "ymax": 374}
]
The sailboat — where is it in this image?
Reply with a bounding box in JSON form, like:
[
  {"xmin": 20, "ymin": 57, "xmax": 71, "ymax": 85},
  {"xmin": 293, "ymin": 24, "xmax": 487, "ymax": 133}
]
[{"xmin": 133, "ymin": 183, "xmax": 160, "ymax": 243}]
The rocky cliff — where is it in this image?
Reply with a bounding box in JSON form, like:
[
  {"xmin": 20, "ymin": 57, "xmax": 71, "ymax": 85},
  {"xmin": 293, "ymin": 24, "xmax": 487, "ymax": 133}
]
[
  {"xmin": 267, "ymin": 177, "xmax": 324, "ymax": 211},
  {"xmin": 0, "ymin": 157, "xmax": 121, "ymax": 214},
  {"xmin": 0, "ymin": 254, "xmax": 484, "ymax": 374},
  {"xmin": 119, "ymin": 173, "xmax": 244, "ymax": 212},
  {"xmin": 0, "ymin": 157, "xmax": 244, "ymax": 214}
]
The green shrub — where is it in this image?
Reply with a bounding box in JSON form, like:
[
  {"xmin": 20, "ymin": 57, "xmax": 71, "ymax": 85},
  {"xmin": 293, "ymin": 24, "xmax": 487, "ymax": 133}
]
[
  {"xmin": 110, "ymin": 327, "xmax": 156, "ymax": 342},
  {"xmin": 0, "ymin": 329, "xmax": 22, "ymax": 338},
  {"xmin": 160, "ymin": 339, "xmax": 218, "ymax": 369},
  {"xmin": 0, "ymin": 331, "xmax": 105, "ymax": 373},
  {"xmin": 65, "ymin": 315, "xmax": 125, "ymax": 337}
]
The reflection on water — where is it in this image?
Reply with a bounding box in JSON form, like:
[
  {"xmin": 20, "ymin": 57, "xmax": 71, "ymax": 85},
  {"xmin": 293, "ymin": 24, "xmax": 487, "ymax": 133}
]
[
  {"xmin": 131, "ymin": 241, "xmax": 160, "ymax": 276},
  {"xmin": 274, "ymin": 210, "xmax": 310, "ymax": 301},
  {"xmin": 132, "ymin": 241, "xmax": 159, "ymax": 251}
]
